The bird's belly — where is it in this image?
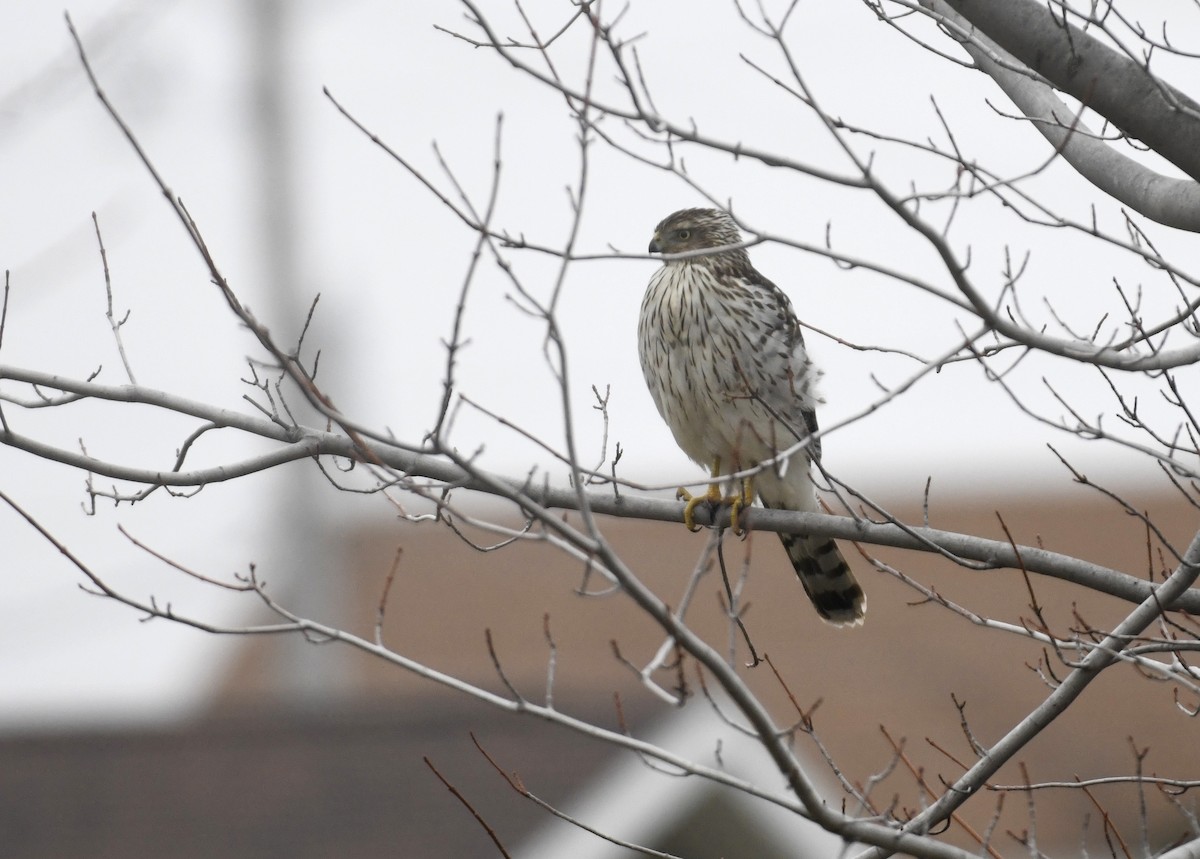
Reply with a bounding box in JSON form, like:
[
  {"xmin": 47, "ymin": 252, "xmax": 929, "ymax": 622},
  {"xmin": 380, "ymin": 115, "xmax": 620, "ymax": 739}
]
[{"xmin": 642, "ymin": 334, "xmax": 799, "ymax": 471}]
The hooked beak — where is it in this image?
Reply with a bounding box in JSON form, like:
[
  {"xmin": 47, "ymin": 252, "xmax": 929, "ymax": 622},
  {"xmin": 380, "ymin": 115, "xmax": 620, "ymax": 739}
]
[{"xmin": 648, "ymin": 236, "xmax": 663, "ymax": 254}]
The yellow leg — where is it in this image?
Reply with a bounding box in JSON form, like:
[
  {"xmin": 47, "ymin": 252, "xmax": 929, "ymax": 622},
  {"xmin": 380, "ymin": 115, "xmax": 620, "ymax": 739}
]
[
  {"xmin": 676, "ymin": 459, "xmax": 755, "ymax": 534},
  {"xmin": 728, "ymin": 476, "xmax": 754, "ymax": 536}
]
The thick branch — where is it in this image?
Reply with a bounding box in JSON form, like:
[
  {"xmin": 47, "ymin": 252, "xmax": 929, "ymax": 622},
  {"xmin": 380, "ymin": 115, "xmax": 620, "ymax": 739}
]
[
  {"xmin": 940, "ymin": 0, "xmax": 1200, "ymax": 185},
  {"xmin": 858, "ymin": 526, "xmax": 1200, "ymax": 855},
  {"xmin": 3, "ymin": 366, "xmax": 1198, "ymax": 614},
  {"xmin": 1158, "ymin": 836, "xmax": 1200, "ymax": 859},
  {"xmin": 924, "ymin": 0, "xmax": 1200, "ymax": 231}
]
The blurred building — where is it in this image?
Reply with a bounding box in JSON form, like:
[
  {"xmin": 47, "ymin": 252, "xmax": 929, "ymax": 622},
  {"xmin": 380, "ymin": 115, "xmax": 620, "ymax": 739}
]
[{"xmin": 1, "ymin": 486, "xmax": 1195, "ymax": 857}]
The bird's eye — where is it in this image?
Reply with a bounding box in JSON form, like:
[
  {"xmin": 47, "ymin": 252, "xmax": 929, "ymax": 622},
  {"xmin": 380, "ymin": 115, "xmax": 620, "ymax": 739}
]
[{"xmin": 676, "ymin": 229, "xmax": 691, "ymax": 240}]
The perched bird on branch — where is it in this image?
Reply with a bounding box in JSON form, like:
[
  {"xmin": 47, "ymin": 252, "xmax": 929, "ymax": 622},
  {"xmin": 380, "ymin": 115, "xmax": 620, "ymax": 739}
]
[{"xmin": 639, "ymin": 208, "xmax": 865, "ymax": 626}]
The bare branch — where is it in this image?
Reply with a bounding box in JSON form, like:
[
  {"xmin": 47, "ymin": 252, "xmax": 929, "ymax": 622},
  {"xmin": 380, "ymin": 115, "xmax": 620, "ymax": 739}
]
[{"xmin": 920, "ymin": 0, "xmax": 1200, "ymax": 231}]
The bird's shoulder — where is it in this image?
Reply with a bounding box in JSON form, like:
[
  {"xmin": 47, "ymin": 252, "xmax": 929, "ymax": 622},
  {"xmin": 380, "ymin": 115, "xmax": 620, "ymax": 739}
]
[{"xmin": 730, "ymin": 264, "xmax": 805, "ymax": 344}]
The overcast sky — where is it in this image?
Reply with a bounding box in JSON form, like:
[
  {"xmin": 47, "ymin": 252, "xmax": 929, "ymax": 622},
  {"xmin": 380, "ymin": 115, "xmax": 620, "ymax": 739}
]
[{"xmin": 1, "ymin": 0, "xmax": 1192, "ymax": 728}]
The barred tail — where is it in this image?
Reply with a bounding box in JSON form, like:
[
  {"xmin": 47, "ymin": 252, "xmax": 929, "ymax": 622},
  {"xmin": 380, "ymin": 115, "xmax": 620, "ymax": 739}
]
[{"xmin": 778, "ymin": 532, "xmax": 866, "ymax": 626}]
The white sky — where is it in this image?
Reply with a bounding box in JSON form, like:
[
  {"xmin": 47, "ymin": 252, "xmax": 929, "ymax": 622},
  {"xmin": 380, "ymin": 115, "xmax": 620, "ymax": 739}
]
[{"xmin": 1, "ymin": 0, "xmax": 1195, "ymax": 728}]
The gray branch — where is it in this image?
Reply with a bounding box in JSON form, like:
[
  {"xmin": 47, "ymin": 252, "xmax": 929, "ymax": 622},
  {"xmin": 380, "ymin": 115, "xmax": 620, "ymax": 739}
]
[
  {"xmin": 856, "ymin": 526, "xmax": 1200, "ymax": 857},
  {"xmin": 4, "ymin": 364, "xmax": 1198, "ymax": 615},
  {"xmin": 926, "ymin": 0, "xmax": 1200, "ymax": 230}
]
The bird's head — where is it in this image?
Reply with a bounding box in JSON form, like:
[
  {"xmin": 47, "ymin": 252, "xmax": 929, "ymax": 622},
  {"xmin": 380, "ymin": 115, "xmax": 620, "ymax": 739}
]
[{"xmin": 648, "ymin": 208, "xmax": 746, "ymax": 261}]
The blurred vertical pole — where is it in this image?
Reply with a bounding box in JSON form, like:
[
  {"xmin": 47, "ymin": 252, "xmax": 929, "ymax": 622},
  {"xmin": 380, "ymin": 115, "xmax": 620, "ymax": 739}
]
[{"xmin": 246, "ymin": 0, "xmax": 353, "ymax": 706}]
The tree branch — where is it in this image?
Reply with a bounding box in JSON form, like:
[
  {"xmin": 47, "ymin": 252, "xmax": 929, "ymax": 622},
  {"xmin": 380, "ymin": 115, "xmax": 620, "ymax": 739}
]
[
  {"xmin": 857, "ymin": 526, "xmax": 1200, "ymax": 855},
  {"xmin": 922, "ymin": 0, "xmax": 1200, "ymax": 231},
  {"xmin": 3, "ymin": 364, "xmax": 1197, "ymax": 614},
  {"xmin": 938, "ymin": 0, "xmax": 1200, "ymax": 184}
]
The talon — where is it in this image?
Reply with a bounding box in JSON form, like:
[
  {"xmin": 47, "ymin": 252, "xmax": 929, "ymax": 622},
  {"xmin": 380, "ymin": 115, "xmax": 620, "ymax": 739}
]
[
  {"xmin": 676, "ymin": 486, "xmax": 701, "ymax": 532},
  {"xmin": 727, "ymin": 476, "xmax": 755, "ymax": 536},
  {"xmin": 677, "ymin": 472, "xmax": 755, "ymax": 533},
  {"xmin": 728, "ymin": 494, "xmax": 745, "ymax": 536},
  {"xmin": 677, "ymin": 484, "xmax": 719, "ymax": 532}
]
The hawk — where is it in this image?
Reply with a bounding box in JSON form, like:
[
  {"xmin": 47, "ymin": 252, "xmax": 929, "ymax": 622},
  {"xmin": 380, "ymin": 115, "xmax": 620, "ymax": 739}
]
[{"xmin": 639, "ymin": 208, "xmax": 865, "ymax": 626}]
